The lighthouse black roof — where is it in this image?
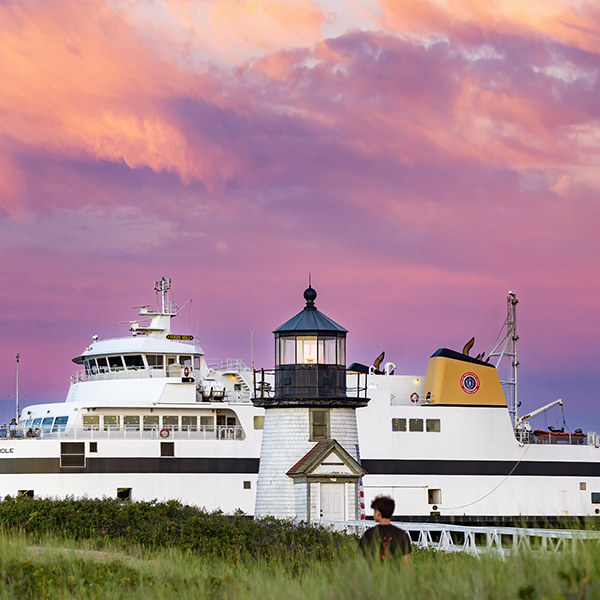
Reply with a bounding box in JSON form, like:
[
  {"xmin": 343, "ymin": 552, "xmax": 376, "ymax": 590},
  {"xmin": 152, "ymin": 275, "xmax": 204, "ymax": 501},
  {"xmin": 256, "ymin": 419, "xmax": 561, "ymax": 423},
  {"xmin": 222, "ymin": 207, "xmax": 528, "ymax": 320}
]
[{"xmin": 273, "ymin": 287, "xmax": 347, "ymax": 335}]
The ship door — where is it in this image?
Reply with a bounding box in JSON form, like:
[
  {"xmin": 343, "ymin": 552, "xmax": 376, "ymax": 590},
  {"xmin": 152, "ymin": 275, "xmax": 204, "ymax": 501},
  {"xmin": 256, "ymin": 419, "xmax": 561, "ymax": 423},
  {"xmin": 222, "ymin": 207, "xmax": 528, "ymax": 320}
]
[
  {"xmin": 166, "ymin": 356, "xmax": 181, "ymax": 378},
  {"xmin": 320, "ymin": 483, "xmax": 345, "ymax": 521}
]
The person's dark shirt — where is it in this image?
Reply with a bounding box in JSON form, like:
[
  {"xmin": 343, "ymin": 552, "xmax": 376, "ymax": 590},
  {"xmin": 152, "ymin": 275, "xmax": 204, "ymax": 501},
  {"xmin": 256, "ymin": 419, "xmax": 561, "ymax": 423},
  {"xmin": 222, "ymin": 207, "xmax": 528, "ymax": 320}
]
[{"xmin": 359, "ymin": 524, "xmax": 411, "ymax": 561}]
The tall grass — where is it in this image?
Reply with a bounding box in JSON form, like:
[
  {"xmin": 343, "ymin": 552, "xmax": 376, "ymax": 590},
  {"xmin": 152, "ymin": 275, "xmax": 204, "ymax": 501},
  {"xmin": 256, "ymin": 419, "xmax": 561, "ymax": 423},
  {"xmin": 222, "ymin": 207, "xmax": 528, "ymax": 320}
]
[{"xmin": 1, "ymin": 531, "xmax": 599, "ymax": 600}]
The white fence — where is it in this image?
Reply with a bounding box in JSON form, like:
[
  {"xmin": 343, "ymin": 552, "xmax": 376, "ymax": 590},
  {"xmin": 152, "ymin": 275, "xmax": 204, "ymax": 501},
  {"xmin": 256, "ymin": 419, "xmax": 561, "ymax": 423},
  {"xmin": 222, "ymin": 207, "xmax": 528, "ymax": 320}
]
[{"xmin": 316, "ymin": 520, "xmax": 600, "ymax": 559}]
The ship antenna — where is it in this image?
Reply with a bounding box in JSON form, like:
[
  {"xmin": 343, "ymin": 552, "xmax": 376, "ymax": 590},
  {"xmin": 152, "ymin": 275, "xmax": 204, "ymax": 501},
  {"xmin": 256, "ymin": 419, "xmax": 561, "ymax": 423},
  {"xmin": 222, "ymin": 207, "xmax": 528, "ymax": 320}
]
[
  {"xmin": 154, "ymin": 277, "xmax": 172, "ymax": 314},
  {"xmin": 15, "ymin": 354, "xmax": 19, "ymax": 421},
  {"xmin": 488, "ymin": 292, "xmax": 519, "ymax": 431}
]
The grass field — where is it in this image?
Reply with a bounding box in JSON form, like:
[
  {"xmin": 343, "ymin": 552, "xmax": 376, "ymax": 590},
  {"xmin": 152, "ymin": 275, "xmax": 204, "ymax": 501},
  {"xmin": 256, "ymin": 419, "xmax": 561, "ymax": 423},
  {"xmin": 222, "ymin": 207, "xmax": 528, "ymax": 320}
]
[
  {"xmin": 0, "ymin": 499, "xmax": 599, "ymax": 599},
  {"xmin": 1, "ymin": 531, "xmax": 599, "ymax": 600}
]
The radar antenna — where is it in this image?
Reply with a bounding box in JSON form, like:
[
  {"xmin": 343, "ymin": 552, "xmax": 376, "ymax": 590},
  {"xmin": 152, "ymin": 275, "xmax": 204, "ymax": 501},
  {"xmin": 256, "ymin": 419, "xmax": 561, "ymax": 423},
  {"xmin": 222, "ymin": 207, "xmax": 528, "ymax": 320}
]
[{"xmin": 487, "ymin": 292, "xmax": 519, "ymax": 430}]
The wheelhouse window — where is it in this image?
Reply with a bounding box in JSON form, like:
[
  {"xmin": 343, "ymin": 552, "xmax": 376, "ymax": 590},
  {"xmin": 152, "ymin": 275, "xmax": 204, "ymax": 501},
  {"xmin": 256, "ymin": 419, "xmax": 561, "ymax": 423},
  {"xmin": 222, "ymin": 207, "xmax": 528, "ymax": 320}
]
[
  {"xmin": 42, "ymin": 417, "xmax": 54, "ymax": 433},
  {"xmin": 179, "ymin": 356, "xmax": 192, "ymax": 367},
  {"xmin": 124, "ymin": 355, "xmax": 144, "ymax": 370},
  {"xmin": 108, "ymin": 356, "xmax": 124, "ymax": 371},
  {"xmin": 32, "ymin": 418, "xmax": 42, "ymax": 428},
  {"xmin": 85, "ymin": 359, "xmax": 98, "ymax": 375},
  {"xmin": 146, "ymin": 355, "xmax": 164, "ymax": 369},
  {"xmin": 96, "ymin": 357, "xmax": 109, "ymax": 373}
]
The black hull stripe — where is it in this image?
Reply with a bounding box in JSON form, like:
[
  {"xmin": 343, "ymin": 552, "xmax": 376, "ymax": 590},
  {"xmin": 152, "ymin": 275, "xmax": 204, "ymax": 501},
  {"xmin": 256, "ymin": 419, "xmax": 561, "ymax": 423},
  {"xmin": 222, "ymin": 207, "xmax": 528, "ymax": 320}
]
[
  {"xmin": 361, "ymin": 459, "xmax": 600, "ymax": 477},
  {"xmin": 0, "ymin": 457, "xmax": 260, "ymax": 475}
]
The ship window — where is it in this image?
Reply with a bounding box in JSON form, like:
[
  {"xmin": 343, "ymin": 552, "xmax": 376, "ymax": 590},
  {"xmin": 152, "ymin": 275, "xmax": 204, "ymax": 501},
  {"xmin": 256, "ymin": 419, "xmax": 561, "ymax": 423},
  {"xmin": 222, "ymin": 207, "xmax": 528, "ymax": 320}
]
[
  {"xmin": 193, "ymin": 356, "xmax": 200, "ymax": 370},
  {"xmin": 310, "ymin": 409, "xmax": 329, "ymax": 440},
  {"xmin": 83, "ymin": 415, "xmax": 100, "ymax": 430},
  {"xmin": 84, "ymin": 360, "xmax": 93, "ymax": 376},
  {"xmin": 60, "ymin": 442, "xmax": 85, "ymax": 467},
  {"xmin": 53, "ymin": 416, "xmax": 69, "ymax": 432},
  {"xmin": 89, "ymin": 442, "xmax": 97, "ymax": 453},
  {"xmin": 409, "ymin": 419, "xmax": 423, "ymax": 432},
  {"xmin": 392, "ymin": 418, "xmax": 407, "ymax": 432},
  {"xmin": 124, "ymin": 416, "xmax": 140, "ymax": 430},
  {"xmin": 592, "ymin": 493, "xmax": 600, "ymax": 504},
  {"xmin": 108, "ymin": 356, "xmax": 124, "ymax": 371},
  {"xmin": 428, "ymin": 489, "xmax": 442, "ymax": 504},
  {"xmin": 103, "ymin": 415, "xmax": 120, "ymax": 430},
  {"xmin": 146, "ymin": 355, "xmax": 164, "ymax": 368},
  {"xmin": 297, "ymin": 337, "xmax": 318, "ymax": 364},
  {"xmin": 32, "ymin": 418, "xmax": 42, "ymax": 428},
  {"xmin": 337, "ymin": 337, "xmax": 346, "ymax": 365},
  {"xmin": 253, "ymin": 416, "xmax": 264, "ymax": 430},
  {"xmin": 243, "ymin": 481, "xmax": 251, "ymax": 489},
  {"xmin": 143, "ymin": 415, "xmax": 159, "ymax": 430},
  {"xmin": 117, "ymin": 488, "xmax": 132, "ymax": 501},
  {"xmin": 87, "ymin": 359, "xmax": 98, "ymax": 375},
  {"xmin": 19, "ymin": 490, "xmax": 34, "ymax": 499},
  {"xmin": 96, "ymin": 357, "xmax": 109, "ymax": 372},
  {"xmin": 200, "ymin": 416, "xmax": 214, "ymax": 431},
  {"xmin": 42, "ymin": 417, "xmax": 54, "ymax": 433},
  {"xmin": 161, "ymin": 442, "xmax": 175, "ymax": 457},
  {"xmin": 279, "ymin": 337, "xmax": 296, "ymax": 365},
  {"xmin": 163, "ymin": 416, "xmax": 178, "ymax": 431},
  {"xmin": 179, "ymin": 356, "xmax": 192, "ymax": 367},
  {"xmin": 426, "ymin": 419, "xmax": 441, "ymax": 433},
  {"xmin": 124, "ymin": 355, "xmax": 144, "ymax": 370},
  {"xmin": 25, "ymin": 419, "xmax": 32, "ymax": 429},
  {"xmin": 181, "ymin": 416, "xmax": 197, "ymax": 431}
]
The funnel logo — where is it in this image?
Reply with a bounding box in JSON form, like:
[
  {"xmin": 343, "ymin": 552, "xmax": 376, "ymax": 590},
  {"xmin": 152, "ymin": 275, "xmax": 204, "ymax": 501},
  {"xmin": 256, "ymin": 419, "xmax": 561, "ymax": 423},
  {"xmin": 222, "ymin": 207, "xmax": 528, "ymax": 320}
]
[{"xmin": 460, "ymin": 372, "xmax": 480, "ymax": 394}]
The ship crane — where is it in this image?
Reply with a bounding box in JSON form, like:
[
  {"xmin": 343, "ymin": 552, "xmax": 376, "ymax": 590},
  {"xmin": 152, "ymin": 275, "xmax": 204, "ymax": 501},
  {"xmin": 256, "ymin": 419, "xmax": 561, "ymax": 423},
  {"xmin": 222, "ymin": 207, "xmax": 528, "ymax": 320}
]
[{"xmin": 515, "ymin": 399, "xmax": 563, "ymax": 431}]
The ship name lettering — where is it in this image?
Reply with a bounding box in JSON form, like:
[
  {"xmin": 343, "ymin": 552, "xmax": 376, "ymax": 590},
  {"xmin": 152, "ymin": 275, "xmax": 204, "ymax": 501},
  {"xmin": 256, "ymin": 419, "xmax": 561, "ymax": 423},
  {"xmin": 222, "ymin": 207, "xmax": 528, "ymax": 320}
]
[{"xmin": 0, "ymin": 448, "xmax": 15, "ymax": 454}]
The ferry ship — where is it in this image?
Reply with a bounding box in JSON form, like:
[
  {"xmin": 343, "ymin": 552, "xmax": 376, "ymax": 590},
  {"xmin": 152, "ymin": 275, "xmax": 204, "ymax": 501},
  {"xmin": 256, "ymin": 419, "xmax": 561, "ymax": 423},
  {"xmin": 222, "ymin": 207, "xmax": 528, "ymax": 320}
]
[{"xmin": 1, "ymin": 278, "xmax": 599, "ymax": 523}]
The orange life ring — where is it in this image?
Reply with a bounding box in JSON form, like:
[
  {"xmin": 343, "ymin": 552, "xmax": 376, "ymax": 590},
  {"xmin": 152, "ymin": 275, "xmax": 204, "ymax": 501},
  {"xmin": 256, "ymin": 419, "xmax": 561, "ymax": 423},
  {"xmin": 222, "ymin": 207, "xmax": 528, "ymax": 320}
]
[
  {"xmin": 410, "ymin": 393, "xmax": 419, "ymax": 403},
  {"xmin": 160, "ymin": 428, "xmax": 170, "ymax": 438},
  {"xmin": 184, "ymin": 367, "xmax": 190, "ymax": 377}
]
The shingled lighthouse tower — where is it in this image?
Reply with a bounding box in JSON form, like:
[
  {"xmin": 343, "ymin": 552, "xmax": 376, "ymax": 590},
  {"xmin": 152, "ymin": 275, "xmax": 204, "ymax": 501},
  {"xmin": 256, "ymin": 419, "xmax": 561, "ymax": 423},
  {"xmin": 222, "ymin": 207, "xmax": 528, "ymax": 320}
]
[{"xmin": 254, "ymin": 286, "xmax": 368, "ymax": 521}]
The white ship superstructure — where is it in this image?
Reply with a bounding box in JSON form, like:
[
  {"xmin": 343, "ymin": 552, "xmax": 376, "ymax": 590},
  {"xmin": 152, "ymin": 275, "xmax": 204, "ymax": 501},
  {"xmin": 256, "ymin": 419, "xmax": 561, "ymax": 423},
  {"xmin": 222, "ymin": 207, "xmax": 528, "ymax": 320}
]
[{"xmin": 1, "ymin": 280, "xmax": 599, "ymax": 523}]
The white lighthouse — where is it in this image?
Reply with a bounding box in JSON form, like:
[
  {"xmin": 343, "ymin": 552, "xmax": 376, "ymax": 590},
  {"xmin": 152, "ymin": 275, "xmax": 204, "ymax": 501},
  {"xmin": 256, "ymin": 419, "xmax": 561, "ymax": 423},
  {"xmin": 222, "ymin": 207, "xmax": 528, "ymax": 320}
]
[{"xmin": 254, "ymin": 286, "xmax": 368, "ymax": 521}]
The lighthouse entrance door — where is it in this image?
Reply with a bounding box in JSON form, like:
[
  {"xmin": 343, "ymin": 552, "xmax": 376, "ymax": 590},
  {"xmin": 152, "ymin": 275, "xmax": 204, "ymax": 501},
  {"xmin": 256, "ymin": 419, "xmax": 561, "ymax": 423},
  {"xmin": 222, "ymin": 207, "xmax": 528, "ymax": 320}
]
[{"xmin": 320, "ymin": 483, "xmax": 345, "ymax": 521}]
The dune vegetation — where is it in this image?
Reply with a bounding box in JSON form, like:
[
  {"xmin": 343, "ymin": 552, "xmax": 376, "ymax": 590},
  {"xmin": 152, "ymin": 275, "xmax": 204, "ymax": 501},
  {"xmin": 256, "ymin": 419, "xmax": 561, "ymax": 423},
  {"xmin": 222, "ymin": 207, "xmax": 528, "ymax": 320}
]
[{"xmin": 0, "ymin": 498, "xmax": 598, "ymax": 599}]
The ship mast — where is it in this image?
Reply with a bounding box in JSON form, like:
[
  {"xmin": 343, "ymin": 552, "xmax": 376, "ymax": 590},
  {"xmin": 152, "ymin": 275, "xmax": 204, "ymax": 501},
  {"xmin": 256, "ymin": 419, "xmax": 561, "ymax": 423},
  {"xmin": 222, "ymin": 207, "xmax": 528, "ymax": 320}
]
[
  {"xmin": 155, "ymin": 277, "xmax": 174, "ymax": 314},
  {"xmin": 15, "ymin": 353, "xmax": 20, "ymax": 421},
  {"xmin": 488, "ymin": 292, "xmax": 519, "ymax": 430}
]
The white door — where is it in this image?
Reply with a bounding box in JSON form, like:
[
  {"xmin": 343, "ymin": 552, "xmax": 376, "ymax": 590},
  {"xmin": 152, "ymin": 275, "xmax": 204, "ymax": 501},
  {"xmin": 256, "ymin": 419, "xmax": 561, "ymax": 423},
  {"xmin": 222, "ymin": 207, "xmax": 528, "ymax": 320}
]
[{"xmin": 320, "ymin": 483, "xmax": 345, "ymax": 520}]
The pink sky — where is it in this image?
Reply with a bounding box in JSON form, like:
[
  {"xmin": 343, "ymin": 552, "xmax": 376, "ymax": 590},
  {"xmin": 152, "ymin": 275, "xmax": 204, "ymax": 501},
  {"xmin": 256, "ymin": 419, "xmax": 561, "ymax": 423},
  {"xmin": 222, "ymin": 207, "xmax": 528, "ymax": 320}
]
[{"xmin": 0, "ymin": 0, "xmax": 599, "ymax": 432}]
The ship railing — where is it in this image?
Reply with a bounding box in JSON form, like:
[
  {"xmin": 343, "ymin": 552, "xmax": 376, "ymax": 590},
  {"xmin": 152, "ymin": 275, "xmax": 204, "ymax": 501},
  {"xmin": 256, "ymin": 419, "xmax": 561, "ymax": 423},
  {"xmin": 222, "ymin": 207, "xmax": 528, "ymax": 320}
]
[
  {"xmin": 70, "ymin": 366, "xmax": 197, "ymax": 384},
  {"xmin": 315, "ymin": 520, "xmax": 600, "ymax": 559},
  {"xmin": 205, "ymin": 359, "xmax": 251, "ymax": 373},
  {"xmin": 516, "ymin": 429, "xmax": 596, "ymax": 446},
  {"xmin": 17, "ymin": 425, "xmax": 246, "ymax": 441}
]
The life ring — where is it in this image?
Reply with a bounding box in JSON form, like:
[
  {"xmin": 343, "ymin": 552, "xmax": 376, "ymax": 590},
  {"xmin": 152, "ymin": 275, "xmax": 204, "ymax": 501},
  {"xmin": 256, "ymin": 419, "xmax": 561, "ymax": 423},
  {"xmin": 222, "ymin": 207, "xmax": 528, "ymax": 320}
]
[
  {"xmin": 184, "ymin": 367, "xmax": 190, "ymax": 377},
  {"xmin": 410, "ymin": 393, "xmax": 419, "ymax": 403},
  {"xmin": 160, "ymin": 428, "xmax": 170, "ymax": 438}
]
